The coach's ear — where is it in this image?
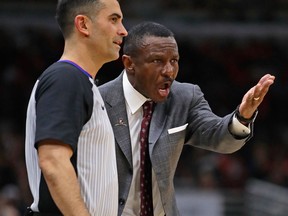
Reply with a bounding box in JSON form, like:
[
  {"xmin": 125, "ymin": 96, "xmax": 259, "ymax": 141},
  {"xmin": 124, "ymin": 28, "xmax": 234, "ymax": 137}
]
[{"xmin": 122, "ymin": 55, "xmax": 135, "ymax": 74}]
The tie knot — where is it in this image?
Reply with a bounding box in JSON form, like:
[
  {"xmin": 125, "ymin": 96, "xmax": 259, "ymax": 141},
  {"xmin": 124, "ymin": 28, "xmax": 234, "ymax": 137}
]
[{"xmin": 143, "ymin": 101, "xmax": 154, "ymax": 117}]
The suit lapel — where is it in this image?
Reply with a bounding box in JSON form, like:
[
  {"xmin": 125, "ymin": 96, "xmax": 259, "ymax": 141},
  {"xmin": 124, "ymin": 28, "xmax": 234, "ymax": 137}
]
[
  {"xmin": 102, "ymin": 73, "xmax": 170, "ymax": 164},
  {"xmin": 103, "ymin": 75, "xmax": 133, "ymax": 168},
  {"xmin": 149, "ymin": 102, "xmax": 168, "ymax": 152}
]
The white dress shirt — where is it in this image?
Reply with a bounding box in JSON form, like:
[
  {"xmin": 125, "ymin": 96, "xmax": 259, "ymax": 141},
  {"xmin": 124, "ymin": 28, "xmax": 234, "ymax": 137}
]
[
  {"xmin": 122, "ymin": 72, "xmax": 165, "ymax": 216},
  {"xmin": 121, "ymin": 71, "xmax": 250, "ymax": 216}
]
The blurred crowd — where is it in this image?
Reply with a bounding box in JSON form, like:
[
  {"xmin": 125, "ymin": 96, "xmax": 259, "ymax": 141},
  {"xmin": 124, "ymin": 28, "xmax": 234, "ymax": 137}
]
[{"xmin": 1, "ymin": 1, "xmax": 288, "ymax": 215}]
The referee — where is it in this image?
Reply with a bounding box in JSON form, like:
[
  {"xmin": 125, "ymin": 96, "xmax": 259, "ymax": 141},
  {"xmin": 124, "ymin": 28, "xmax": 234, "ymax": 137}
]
[{"xmin": 24, "ymin": 0, "xmax": 127, "ymax": 215}]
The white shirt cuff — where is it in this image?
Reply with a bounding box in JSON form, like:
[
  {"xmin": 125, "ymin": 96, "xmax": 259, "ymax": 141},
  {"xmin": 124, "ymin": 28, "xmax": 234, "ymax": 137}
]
[{"xmin": 230, "ymin": 114, "xmax": 251, "ymax": 136}]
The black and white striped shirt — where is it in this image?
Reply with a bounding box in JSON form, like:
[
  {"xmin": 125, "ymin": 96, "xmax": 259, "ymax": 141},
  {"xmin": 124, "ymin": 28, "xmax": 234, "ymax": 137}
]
[{"xmin": 25, "ymin": 61, "xmax": 118, "ymax": 215}]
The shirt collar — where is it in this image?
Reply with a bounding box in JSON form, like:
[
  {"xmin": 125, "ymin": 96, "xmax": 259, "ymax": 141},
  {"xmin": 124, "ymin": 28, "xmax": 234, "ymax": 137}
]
[{"xmin": 123, "ymin": 70, "xmax": 150, "ymax": 114}]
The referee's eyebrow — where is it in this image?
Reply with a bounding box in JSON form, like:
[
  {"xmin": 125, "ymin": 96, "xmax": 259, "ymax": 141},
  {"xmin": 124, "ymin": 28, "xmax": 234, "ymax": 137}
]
[{"xmin": 109, "ymin": 13, "xmax": 123, "ymax": 20}]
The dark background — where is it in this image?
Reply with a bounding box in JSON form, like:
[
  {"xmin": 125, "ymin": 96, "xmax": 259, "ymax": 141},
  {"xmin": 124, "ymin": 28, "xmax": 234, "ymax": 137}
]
[{"xmin": 0, "ymin": 0, "xmax": 287, "ymax": 215}]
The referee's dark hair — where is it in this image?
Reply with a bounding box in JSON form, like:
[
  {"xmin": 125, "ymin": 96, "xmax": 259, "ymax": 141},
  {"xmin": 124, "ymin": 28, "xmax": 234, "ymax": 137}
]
[{"xmin": 55, "ymin": 0, "xmax": 107, "ymax": 38}]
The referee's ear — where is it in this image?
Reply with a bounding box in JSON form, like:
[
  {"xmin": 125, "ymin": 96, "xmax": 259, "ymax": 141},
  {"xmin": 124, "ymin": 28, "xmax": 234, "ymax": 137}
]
[{"xmin": 74, "ymin": 15, "xmax": 90, "ymax": 37}]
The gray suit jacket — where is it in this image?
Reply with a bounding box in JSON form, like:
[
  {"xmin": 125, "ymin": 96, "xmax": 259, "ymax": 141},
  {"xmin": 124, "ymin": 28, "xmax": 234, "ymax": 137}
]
[{"xmin": 99, "ymin": 72, "xmax": 252, "ymax": 216}]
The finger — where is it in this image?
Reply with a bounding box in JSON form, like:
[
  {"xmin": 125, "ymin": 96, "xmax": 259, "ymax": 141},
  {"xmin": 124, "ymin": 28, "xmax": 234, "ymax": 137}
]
[
  {"xmin": 258, "ymin": 74, "xmax": 275, "ymax": 86},
  {"xmin": 252, "ymin": 75, "xmax": 275, "ymax": 101},
  {"xmin": 252, "ymin": 83, "xmax": 262, "ymax": 99}
]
